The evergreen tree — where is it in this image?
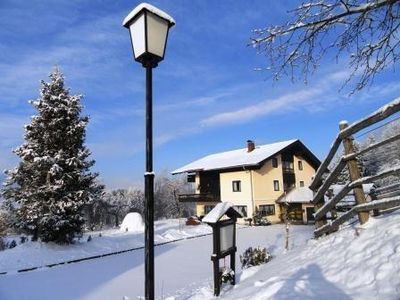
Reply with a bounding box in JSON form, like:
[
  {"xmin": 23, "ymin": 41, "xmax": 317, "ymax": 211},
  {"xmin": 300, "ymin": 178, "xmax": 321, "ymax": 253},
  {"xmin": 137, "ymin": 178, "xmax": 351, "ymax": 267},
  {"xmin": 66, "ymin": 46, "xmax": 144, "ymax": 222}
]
[{"xmin": 2, "ymin": 68, "xmax": 103, "ymax": 244}]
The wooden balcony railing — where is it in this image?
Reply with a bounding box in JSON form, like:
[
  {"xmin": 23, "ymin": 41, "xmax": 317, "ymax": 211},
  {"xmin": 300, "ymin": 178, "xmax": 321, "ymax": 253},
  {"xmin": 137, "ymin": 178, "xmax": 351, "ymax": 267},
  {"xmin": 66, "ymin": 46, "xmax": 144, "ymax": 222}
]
[{"xmin": 178, "ymin": 193, "xmax": 220, "ymax": 203}]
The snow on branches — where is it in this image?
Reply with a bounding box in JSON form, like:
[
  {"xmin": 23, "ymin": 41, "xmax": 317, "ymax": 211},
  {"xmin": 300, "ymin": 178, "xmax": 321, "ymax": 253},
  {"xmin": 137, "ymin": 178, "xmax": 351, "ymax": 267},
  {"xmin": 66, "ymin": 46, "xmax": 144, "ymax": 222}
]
[
  {"xmin": 251, "ymin": 0, "xmax": 400, "ymax": 92},
  {"xmin": 2, "ymin": 68, "xmax": 103, "ymax": 244}
]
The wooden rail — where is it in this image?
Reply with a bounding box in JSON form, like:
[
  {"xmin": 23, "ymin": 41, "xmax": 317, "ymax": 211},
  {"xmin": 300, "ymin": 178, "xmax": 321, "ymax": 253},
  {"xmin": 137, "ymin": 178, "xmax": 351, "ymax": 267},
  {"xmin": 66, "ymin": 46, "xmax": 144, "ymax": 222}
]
[
  {"xmin": 315, "ymin": 196, "xmax": 400, "ymax": 237},
  {"xmin": 310, "ymin": 97, "xmax": 400, "ymax": 237},
  {"xmin": 310, "ymin": 97, "xmax": 400, "ymax": 191}
]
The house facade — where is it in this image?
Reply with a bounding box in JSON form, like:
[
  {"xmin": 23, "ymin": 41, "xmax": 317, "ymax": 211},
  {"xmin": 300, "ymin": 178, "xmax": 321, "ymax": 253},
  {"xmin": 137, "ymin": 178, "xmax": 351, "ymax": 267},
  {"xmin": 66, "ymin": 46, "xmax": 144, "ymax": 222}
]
[{"xmin": 172, "ymin": 139, "xmax": 320, "ymax": 224}]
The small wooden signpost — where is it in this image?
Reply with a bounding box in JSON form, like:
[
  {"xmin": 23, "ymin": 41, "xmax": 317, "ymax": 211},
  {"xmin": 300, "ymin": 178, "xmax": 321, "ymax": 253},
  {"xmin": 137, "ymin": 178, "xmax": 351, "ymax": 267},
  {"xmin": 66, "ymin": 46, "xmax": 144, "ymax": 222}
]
[{"xmin": 203, "ymin": 202, "xmax": 242, "ymax": 296}]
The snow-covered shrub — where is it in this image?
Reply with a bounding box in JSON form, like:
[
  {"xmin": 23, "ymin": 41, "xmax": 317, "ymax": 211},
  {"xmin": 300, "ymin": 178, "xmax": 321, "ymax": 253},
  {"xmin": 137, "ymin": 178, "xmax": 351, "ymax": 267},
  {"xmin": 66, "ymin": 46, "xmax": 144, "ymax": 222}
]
[
  {"xmin": 0, "ymin": 210, "xmax": 9, "ymax": 236},
  {"xmin": 220, "ymin": 268, "xmax": 234, "ymax": 284},
  {"xmin": 240, "ymin": 247, "xmax": 272, "ymax": 269},
  {"xmin": 8, "ymin": 240, "xmax": 17, "ymax": 249},
  {"xmin": 0, "ymin": 238, "xmax": 5, "ymax": 251}
]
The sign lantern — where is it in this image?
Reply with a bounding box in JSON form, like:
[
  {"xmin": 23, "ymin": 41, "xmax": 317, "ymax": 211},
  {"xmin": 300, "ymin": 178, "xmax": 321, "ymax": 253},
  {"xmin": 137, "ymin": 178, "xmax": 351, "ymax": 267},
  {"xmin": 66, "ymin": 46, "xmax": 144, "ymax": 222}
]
[{"xmin": 203, "ymin": 202, "xmax": 243, "ymax": 296}]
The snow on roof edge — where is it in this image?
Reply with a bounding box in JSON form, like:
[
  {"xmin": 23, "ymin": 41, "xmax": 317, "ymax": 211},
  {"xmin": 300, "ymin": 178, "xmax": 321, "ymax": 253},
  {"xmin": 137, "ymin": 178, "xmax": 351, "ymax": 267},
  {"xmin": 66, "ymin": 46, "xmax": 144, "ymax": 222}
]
[
  {"xmin": 202, "ymin": 202, "xmax": 242, "ymax": 223},
  {"xmin": 123, "ymin": 3, "xmax": 176, "ymax": 27},
  {"xmin": 171, "ymin": 139, "xmax": 298, "ymax": 175}
]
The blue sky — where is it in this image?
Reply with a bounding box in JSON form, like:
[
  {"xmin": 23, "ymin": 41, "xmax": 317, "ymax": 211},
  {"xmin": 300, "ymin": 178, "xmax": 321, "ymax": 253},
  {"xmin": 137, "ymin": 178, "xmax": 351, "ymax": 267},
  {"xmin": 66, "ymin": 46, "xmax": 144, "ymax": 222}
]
[{"xmin": 0, "ymin": 0, "xmax": 399, "ymax": 189}]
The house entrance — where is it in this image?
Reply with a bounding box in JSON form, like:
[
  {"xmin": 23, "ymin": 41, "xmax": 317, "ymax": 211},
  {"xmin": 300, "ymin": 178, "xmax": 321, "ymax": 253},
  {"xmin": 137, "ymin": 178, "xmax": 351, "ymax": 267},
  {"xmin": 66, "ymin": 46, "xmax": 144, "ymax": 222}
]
[
  {"xmin": 287, "ymin": 203, "xmax": 302, "ymax": 222},
  {"xmin": 306, "ymin": 207, "xmax": 315, "ymax": 223}
]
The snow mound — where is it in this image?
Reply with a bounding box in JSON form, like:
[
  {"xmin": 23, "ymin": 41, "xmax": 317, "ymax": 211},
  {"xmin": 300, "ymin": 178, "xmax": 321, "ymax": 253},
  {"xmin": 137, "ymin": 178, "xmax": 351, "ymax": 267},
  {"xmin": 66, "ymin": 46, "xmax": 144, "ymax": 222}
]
[{"xmin": 120, "ymin": 213, "xmax": 144, "ymax": 233}]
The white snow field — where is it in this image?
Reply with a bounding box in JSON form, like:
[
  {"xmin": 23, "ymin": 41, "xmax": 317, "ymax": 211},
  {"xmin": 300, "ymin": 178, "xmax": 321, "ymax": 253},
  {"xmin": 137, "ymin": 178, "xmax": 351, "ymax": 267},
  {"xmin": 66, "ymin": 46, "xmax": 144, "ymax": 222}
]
[
  {"xmin": 0, "ymin": 222, "xmax": 312, "ymax": 299},
  {"xmin": 1, "ymin": 212, "xmax": 398, "ymax": 300},
  {"xmin": 188, "ymin": 211, "xmax": 400, "ymax": 300},
  {"xmin": 0, "ymin": 219, "xmax": 211, "ymax": 273}
]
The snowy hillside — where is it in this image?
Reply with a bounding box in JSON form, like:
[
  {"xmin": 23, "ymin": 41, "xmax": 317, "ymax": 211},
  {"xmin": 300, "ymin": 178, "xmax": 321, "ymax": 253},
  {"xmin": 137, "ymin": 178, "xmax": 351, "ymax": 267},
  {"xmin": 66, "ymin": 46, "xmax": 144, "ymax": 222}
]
[{"xmin": 188, "ymin": 212, "xmax": 400, "ymax": 300}]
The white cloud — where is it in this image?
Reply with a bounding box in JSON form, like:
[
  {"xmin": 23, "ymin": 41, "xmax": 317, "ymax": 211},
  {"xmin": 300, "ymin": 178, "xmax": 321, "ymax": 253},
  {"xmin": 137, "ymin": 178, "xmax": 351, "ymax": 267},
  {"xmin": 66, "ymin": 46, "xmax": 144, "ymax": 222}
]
[
  {"xmin": 200, "ymin": 88, "xmax": 323, "ymax": 127},
  {"xmin": 198, "ymin": 70, "xmax": 352, "ymax": 128}
]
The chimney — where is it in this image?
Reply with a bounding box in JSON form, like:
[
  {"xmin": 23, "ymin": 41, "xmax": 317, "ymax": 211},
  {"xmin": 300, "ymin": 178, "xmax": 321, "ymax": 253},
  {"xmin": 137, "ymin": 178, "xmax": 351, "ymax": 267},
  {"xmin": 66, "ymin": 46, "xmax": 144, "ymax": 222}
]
[{"xmin": 247, "ymin": 140, "xmax": 255, "ymax": 152}]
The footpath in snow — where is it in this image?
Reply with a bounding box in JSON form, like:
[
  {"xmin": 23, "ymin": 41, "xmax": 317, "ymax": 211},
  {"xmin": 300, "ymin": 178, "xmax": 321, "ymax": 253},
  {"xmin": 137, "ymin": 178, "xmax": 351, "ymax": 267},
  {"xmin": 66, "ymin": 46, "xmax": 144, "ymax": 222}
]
[{"xmin": 187, "ymin": 211, "xmax": 400, "ymax": 300}]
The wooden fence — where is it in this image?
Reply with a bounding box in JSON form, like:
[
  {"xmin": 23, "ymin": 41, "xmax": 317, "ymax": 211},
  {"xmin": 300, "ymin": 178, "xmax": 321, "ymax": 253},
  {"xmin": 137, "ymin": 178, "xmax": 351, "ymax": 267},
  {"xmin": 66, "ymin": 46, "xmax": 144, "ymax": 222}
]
[{"xmin": 310, "ymin": 98, "xmax": 400, "ymax": 237}]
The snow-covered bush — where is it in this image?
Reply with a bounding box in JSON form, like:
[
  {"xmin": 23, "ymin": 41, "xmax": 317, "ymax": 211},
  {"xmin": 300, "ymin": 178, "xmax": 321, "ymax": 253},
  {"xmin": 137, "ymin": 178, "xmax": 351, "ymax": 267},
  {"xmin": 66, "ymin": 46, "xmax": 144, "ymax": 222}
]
[
  {"xmin": 220, "ymin": 268, "xmax": 234, "ymax": 284},
  {"xmin": 0, "ymin": 238, "xmax": 5, "ymax": 251},
  {"xmin": 8, "ymin": 240, "xmax": 17, "ymax": 249},
  {"xmin": 240, "ymin": 247, "xmax": 272, "ymax": 269},
  {"xmin": 0, "ymin": 211, "xmax": 7, "ymax": 236}
]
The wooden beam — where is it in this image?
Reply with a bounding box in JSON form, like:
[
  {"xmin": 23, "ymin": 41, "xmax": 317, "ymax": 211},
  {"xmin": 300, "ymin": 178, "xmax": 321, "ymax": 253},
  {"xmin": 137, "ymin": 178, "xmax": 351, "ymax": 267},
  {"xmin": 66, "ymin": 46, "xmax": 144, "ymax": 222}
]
[
  {"xmin": 310, "ymin": 136, "xmax": 342, "ymax": 191},
  {"xmin": 339, "ymin": 97, "xmax": 400, "ymax": 140},
  {"xmin": 314, "ymin": 183, "xmax": 352, "ymax": 220},
  {"xmin": 356, "ymin": 133, "xmax": 400, "ymax": 158},
  {"xmin": 311, "ymin": 158, "xmax": 347, "ymax": 205},
  {"xmin": 340, "ymin": 121, "xmax": 369, "ymax": 225},
  {"xmin": 310, "ymin": 98, "xmax": 400, "ymax": 191},
  {"xmin": 374, "ymin": 182, "xmax": 400, "ymax": 194},
  {"xmin": 315, "ymin": 196, "xmax": 400, "ymax": 237}
]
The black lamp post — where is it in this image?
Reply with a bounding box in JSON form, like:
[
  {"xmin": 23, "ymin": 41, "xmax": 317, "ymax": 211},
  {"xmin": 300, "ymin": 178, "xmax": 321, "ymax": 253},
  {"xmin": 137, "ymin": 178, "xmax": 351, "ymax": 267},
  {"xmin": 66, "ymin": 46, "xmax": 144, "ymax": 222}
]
[{"xmin": 123, "ymin": 3, "xmax": 175, "ymax": 300}]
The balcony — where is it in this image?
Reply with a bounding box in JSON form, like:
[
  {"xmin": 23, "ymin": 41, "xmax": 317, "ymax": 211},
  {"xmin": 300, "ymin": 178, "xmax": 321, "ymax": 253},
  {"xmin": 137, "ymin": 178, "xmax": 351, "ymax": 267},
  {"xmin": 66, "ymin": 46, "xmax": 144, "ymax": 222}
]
[
  {"xmin": 178, "ymin": 193, "xmax": 220, "ymax": 203},
  {"xmin": 282, "ymin": 161, "xmax": 294, "ymax": 174},
  {"xmin": 282, "ymin": 167, "xmax": 295, "ymax": 174}
]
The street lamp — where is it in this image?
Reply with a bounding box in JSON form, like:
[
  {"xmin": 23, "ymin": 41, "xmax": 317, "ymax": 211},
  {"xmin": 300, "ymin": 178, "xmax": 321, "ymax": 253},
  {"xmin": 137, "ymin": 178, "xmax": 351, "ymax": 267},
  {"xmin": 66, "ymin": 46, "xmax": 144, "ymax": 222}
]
[{"xmin": 123, "ymin": 3, "xmax": 175, "ymax": 300}]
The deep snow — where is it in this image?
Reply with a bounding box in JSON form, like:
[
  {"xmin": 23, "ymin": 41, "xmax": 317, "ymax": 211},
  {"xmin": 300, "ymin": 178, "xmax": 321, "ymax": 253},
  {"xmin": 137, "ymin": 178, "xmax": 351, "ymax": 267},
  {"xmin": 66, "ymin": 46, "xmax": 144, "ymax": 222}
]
[
  {"xmin": 187, "ymin": 211, "xmax": 400, "ymax": 299},
  {"xmin": 2, "ymin": 212, "xmax": 398, "ymax": 300}
]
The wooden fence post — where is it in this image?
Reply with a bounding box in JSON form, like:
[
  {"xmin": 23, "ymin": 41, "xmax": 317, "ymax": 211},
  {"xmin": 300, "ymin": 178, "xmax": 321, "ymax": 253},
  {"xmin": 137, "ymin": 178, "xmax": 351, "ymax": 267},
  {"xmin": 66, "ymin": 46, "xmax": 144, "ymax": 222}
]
[{"xmin": 339, "ymin": 121, "xmax": 369, "ymax": 225}]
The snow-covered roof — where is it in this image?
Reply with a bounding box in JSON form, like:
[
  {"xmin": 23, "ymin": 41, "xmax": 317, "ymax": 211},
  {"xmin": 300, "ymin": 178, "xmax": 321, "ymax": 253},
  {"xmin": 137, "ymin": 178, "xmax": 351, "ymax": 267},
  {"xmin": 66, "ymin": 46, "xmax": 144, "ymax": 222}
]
[
  {"xmin": 172, "ymin": 139, "xmax": 298, "ymax": 174},
  {"xmin": 202, "ymin": 202, "xmax": 242, "ymax": 224},
  {"xmin": 277, "ymin": 187, "xmax": 314, "ymax": 204},
  {"xmin": 123, "ymin": 3, "xmax": 176, "ymax": 27}
]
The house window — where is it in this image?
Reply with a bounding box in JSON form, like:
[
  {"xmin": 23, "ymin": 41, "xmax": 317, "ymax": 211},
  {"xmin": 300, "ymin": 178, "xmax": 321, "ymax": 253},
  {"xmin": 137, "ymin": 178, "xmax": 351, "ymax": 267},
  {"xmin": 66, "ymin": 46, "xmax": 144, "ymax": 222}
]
[
  {"xmin": 298, "ymin": 160, "xmax": 303, "ymax": 170},
  {"xmin": 259, "ymin": 204, "xmax": 275, "ymax": 216},
  {"xmin": 272, "ymin": 157, "xmax": 278, "ymax": 168},
  {"xmin": 232, "ymin": 180, "xmax": 241, "ymax": 192},
  {"xmin": 300, "ymin": 181, "xmax": 305, "ymax": 187},
  {"xmin": 273, "ymin": 180, "xmax": 280, "ymax": 191},
  {"xmin": 204, "ymin": 205, "xmax": 215, "ymax": 214},
  {"xmin": 234, "ymin": 205, "xmax": 248, "ymax": 217}
]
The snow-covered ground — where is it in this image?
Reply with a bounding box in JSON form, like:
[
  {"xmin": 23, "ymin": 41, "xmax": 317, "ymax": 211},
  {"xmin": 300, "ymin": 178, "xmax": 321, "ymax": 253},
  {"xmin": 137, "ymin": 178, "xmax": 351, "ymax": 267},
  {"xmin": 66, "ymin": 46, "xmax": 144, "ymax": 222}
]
[
  {"xmin": 188, "ymin": 211, "xmax": 400, "ymax": 300},
  {"xmin": 0, "ymin": 219, "xmax": 212, "ymax": 273},
  {"xmin": 0, "ymin": 223, "xmax": 312, "ymax": 299},
  {"xmin": 2, "ymin": 212, "xmax": 397, "ymax": 300}
]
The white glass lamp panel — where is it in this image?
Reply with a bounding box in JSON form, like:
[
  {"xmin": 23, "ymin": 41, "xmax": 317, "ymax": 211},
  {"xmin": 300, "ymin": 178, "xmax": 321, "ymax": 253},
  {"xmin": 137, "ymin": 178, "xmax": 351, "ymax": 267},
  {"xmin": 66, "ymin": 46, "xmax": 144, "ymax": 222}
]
[
  {"xmin": 220, "ymin": 224, "xmax": 234, "ymax": 253},
  {"xmin": 129, "ymin": 14, "xmax": 146, "ymax": 59},
  {"xmin": 146, "ymin": 13, "xmax": 169, "ymax": 57}
]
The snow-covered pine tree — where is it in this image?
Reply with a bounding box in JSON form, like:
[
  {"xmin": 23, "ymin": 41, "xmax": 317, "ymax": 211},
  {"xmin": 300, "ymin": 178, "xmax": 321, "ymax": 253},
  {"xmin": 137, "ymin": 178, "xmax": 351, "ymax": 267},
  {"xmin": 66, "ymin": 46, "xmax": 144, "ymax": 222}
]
[{"xmin": 2, "ymin": 68, "xmax": 103, "ymax": 244}]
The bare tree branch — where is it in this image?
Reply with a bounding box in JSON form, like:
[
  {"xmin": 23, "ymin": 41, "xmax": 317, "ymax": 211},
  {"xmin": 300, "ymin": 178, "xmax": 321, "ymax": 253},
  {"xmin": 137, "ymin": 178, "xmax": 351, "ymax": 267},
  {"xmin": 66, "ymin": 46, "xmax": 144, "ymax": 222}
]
[{"xmin": 252, "ymin": 0, "xmax": 400, "ymax": 93}]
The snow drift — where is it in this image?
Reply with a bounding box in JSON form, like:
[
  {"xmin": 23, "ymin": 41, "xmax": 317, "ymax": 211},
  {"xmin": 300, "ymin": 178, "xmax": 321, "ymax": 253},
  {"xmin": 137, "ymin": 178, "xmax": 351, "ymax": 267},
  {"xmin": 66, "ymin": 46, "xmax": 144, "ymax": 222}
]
[
  {"xmin": 189, "ymin": 211, "xmax": 400, "ymax": 299},
  {"xmin": 120, "ymin": 212, "xmax": 144, "ymax": 232}
]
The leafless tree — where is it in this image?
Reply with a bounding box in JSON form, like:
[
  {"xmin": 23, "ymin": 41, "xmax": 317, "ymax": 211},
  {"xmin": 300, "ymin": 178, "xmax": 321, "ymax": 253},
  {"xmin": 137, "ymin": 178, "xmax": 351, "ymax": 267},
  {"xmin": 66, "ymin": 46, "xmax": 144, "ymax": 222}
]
[{"xmin": 251, "ymin": 0, "xmax": 400, "ymax": 92}]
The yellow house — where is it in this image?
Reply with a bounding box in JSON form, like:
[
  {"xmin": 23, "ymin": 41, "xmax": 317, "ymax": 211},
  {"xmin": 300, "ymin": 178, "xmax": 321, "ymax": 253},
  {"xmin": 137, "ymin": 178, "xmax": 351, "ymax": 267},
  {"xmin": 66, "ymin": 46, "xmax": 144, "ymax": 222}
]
[{"xmin": 172, "ymin": 139, "xmax": 320, "ymax": 224}]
